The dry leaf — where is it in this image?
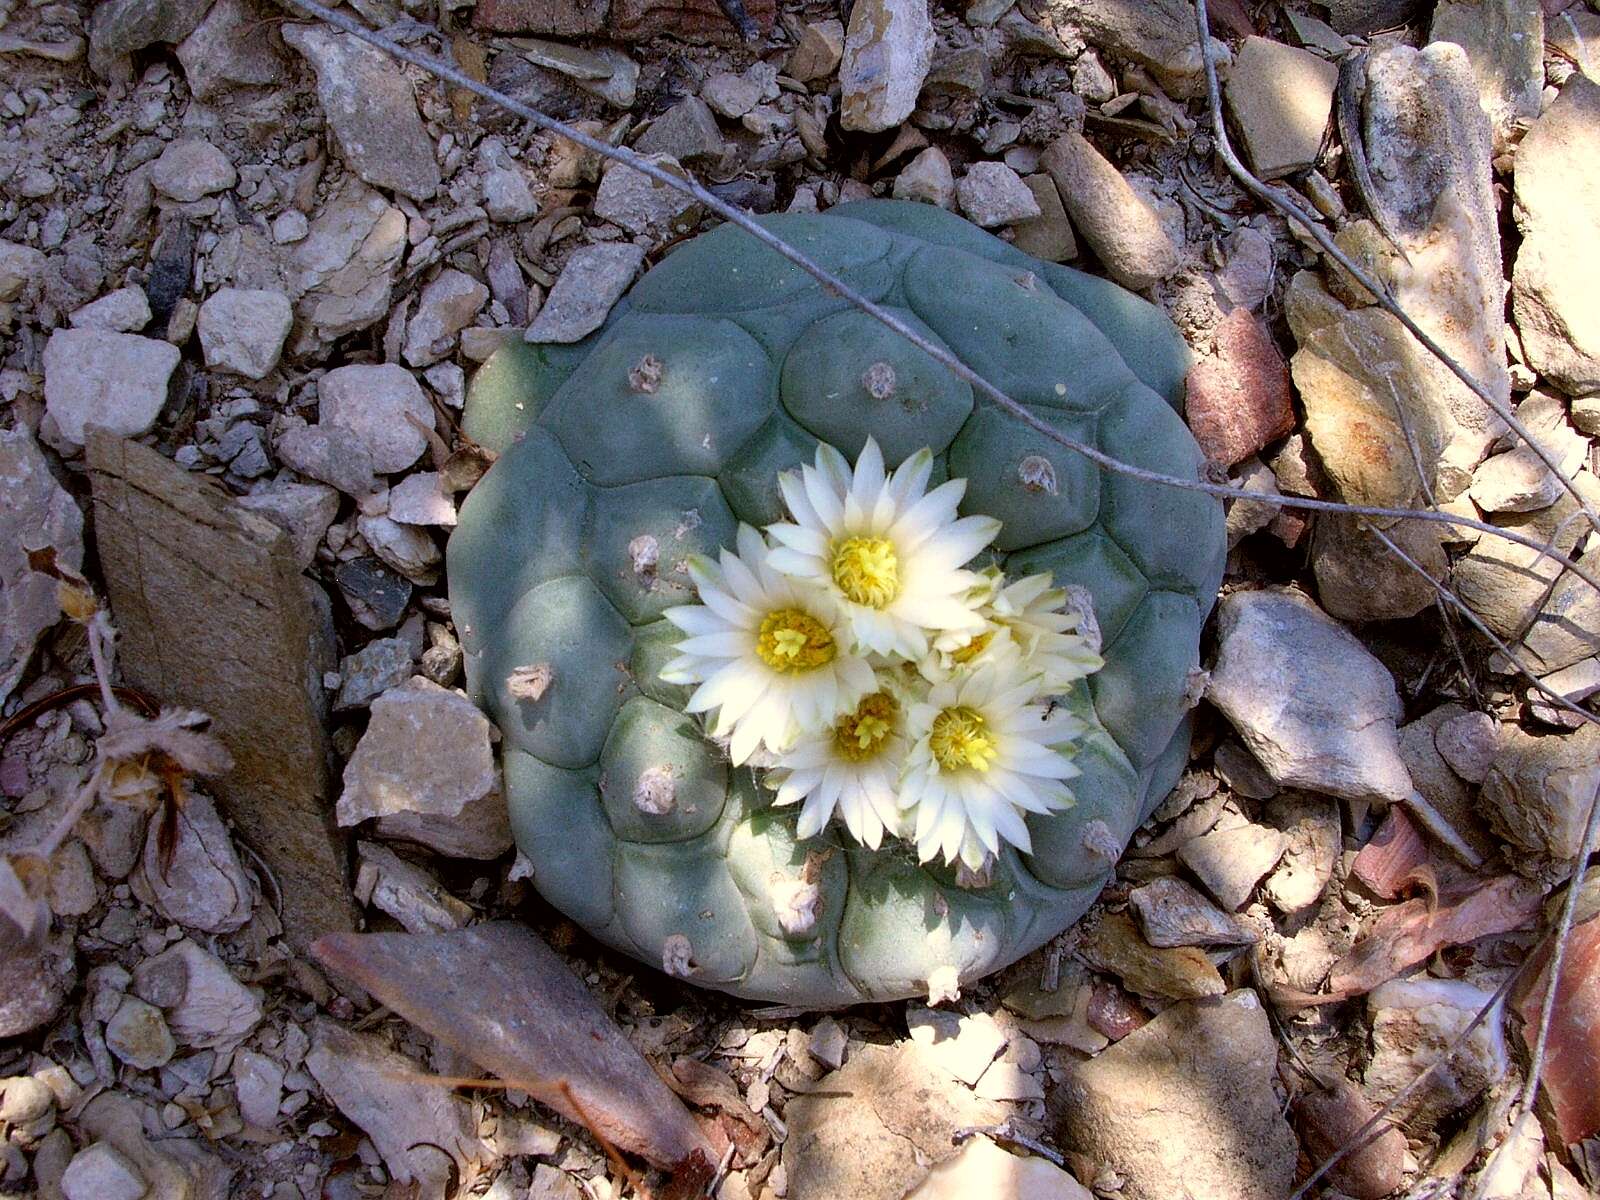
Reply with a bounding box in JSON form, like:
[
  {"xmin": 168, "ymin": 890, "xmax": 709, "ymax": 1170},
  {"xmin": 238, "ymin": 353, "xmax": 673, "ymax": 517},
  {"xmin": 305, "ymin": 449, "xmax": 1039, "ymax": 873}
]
[
  {"xmin": 449, "ymin": 34, "xmax": 488, "ymax": 123},
  {"xmin": 97, "ymin": 707, "xmax": 233, "ymax": 778},
  {"xmin": 1328, "ymin": 875, "xmax": 1544, "ymax": 997}
]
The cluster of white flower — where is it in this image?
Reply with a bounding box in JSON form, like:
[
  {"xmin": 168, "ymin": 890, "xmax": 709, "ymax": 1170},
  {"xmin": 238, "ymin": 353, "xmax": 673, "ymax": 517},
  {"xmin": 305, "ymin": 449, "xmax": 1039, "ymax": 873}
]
[{"xmin": 660, "ymin": 438, "xmax": 1104, "ymax": 873}]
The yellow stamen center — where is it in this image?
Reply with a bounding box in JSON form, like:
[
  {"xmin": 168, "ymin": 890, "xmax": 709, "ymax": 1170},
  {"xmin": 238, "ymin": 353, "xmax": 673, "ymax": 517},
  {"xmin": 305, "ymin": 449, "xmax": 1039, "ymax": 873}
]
[
  {"xmin": 830, "ymin": 536, "xmax": 900, "ymax": 609},
  {"xmin": 930, "ymin": 706, "xmax": 999, "ymax": 774},
  {"xmin": 950, "ymin": 631, "xmax": 995, "ymax": 664},
  {"xmin": 833, "ymin": 692, "xmax": 898, "ymax": 763},
  {"xmin": 756, "ymin": 608, "xmax": 836, "ymax": 673}
]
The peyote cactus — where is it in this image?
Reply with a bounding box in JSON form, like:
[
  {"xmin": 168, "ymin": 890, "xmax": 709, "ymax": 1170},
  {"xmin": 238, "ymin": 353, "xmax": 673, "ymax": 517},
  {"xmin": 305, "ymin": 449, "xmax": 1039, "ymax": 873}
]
[{"xmin": 447, "ymin": 200, "xmax": 1226, "ymax": 1006}]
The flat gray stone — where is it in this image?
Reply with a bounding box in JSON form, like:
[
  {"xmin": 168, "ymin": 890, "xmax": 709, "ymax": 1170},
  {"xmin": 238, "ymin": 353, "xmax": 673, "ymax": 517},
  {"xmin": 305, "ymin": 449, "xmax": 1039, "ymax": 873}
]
[
  {"xmin": 784, "ymin": 1041, "xmax": 1009, "ymax": 1200},
  {"xmin": 337, "ymin": 677, "xmax": 508, "ymax": 858},
  {"xmin": 0, "ymin": 428, "xmax": 83, "ymax": 705},
  {"xmin": 61, "ymin": 1142, "xmax": 146, "ymax": 1200},
  {"xmin": 282, "ymin": 24, "xmax": 440, "ymax": 202},
  {"xmin": 636, "ymin": 96, "xmax": 726, "ymax": 163},
  {"xmin": 1177, "ymin": 822, "xmax": 1287, "ymax": 912},
  {"xmin": 387, "ymin": 471, "xmax": 457, "ymax": 527},
  {"xmin": 275, "ymin": 419, "xmax": 379, "ymax": 498},
  {"xmin": 69, "ymin": 287, "xmax": 151, "ymax": 332},
  {"xmin": 150, "ymin": 137, "xmax": 237, "ymax": 202},
  {"xmin": 526, "ymin": 243, "xmax": 645, "ymax": 343},
  {"xmin": 317, "ymin": 363, "xmax": 433, "ymax": 474},
  {"xmin": 305, "ymin": 1019, "xmax": 476, "ymax": 1192},
  {"xmin": 290, "ymin": 179, "xmax": 408, "ymax": 349},
  {"xmin": 1128, "ymin": 876, "xmax": 1258, "ymax": 948},
  {"xmin": 1226, "ymin": 36, "xmax": 1338, "ymax": 180},
  {"xmin": 334, "ymin": 637, "xmax": 416, "ymax": 711},
  {"xmin": 176, "ymin": 0, "xmax": 290, "ymax": 100},
  {"xmin": 592, "ymin": 154, "xmax": 700, "ymax": 237},
  {"xmin": 403, "ymin": 269, "xmax": 489, "ymax": 367},
  {"xmin": 235, "ymin": 480, "xmax": 340, "ymax": 569},
  {"xmin": 1207, "ymin": 588, "xmax": 1413, "ymax": 804},
  {"xmin": 135, "ymin": 793, "xmax": 254, "ymax": 933},
  {"xmin": 955, "ymin": 161, "xmax": 1040, "ymax": 228},
  {"xmin": 198, "ymin": 288, "xmax": 292, "ymax": 379},
  {"xmin": 44, "ymin": 328, "xmax": 178, "ymax": 444}
]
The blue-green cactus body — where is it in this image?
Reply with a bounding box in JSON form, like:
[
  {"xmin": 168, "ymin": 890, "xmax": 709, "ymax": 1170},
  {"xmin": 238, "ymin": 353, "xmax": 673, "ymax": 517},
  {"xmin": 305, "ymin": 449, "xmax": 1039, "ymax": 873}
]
[{"xmin": 448, "ymin": 200, "xmax": 1224, "ymax": 1005}]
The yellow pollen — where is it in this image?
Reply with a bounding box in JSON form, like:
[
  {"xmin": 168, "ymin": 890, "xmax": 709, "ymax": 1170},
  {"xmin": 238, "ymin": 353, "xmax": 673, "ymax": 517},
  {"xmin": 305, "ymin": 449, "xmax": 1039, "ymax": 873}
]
[
  {"xmin": 929, "ymin": 706, "xmax": 999, "ymax": 774},
  {"xmin": 950, "ymin": 631, "xmax": 995, "ymax": 664},
  {"xmin": 756, "ymin": 608, "xmax": 836, "ymax": 673},
  {"xmin": 833, "ymin": 692, "xmax": 898, "ymax": 763},
  {"xmin": 830, "ymin": 536, "xmax": 900, "ymax": 609}
]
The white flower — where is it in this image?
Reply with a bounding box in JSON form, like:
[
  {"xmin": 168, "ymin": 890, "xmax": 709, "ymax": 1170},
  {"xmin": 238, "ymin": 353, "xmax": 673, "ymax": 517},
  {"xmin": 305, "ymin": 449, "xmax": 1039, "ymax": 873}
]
[
  {"xmin": 927, "ymin": 568, "xmax": 1104, "ymax": 693},
  {"xmin": 765, "ymin": 437, "xmax": 1000, "ymax": 659},
  {"xmin": 661, "ymin": 525, "xmax": 876, "ymax": 765},
  {"xmin": 899, "ymin": 661, "xmax": 1084, "ymax": 871},
  {"xmin": 769, "ymin": 690, "xmax": 908, "ymax": 849}
]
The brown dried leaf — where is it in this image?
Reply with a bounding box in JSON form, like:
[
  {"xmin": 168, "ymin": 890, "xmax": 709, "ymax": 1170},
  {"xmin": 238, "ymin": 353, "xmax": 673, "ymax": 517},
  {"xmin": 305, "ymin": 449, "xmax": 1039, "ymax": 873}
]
[
  {"xmin": 449, "ymin": 34, "xmax": 487, "ymax": 123},
  {"xmin": 440, "ymin": 443, "xmax": 495, "ymax": 494},
  {"xmin": 1327, "ymin": 875, "xmax": 1544, "ymax": 997},
  {"xmin": 668, "ymin": 1056, "xmax": 765, "ymax": 1137}
]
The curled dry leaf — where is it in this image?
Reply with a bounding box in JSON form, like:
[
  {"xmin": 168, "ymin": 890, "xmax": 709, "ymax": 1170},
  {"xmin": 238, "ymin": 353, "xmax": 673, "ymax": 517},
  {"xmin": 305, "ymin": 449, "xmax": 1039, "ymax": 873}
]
[
  {"xmin": 1327, "ymin": 875, "xmax": 1544, "ymax": 998},
  {"xmin": 96, "ymin": 707, "xmax": 234, "ymax": 780}
]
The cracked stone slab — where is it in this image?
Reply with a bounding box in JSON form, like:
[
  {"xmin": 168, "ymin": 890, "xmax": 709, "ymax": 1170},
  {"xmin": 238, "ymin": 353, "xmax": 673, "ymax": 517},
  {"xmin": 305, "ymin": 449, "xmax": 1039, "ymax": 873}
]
[{"xmin": 88, "ymin": 434, "xmax": 355, "ymax": 950}]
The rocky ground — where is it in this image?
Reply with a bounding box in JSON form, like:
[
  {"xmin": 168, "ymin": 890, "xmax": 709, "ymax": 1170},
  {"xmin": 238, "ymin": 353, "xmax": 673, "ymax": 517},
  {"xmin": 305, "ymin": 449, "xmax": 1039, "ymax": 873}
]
[{"xmin": 2, "ymin": 0, "xmax": 1600, "ymax": 1198}]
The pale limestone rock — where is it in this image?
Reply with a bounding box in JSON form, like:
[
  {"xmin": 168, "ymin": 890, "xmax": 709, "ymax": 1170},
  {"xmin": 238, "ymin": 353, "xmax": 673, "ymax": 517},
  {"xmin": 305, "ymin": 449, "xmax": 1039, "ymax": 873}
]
[
  {"xmin": 44, "ymin": 329, "xmax": 178, "ymax": 445},
  {"xmin": 1207, "ymin": 588, "xmax": 1413, "ymax": 804},
  {"xmin": 1058, "ymin": 990, "xmax": 1297, "ymax": 1200},
  {"xmin": 839, "ymin": 0, "xmax": 936, "ymax": 133},
  {"xmin": 1511, "ymin": 76, "xmax": 1600, "ymax": 396},
  {"xmin": 892, "ymin": 147, "xmax": 955, "ymax": 208},
  {"xmin": 337, "ymin": 678, "xmax": 510, "ymax": 858},
  {"xmin": 1366, "ymin": 978, "xmax": 1506, "ymax": 1130},
  {"xmin": 1041, "ymin": 131, "xmax": 1177, "ymax": 290},
  {"xmin": 197, "ymin": 288, "xmax": 292, "ymax": 379}
]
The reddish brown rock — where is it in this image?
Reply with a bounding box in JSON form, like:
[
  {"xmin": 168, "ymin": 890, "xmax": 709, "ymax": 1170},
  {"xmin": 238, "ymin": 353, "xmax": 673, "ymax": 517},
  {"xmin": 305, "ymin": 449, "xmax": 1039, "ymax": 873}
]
[
  {"xmin": 1514, "ymin": 904, "xmax": 1600, "ymax": 1145},
  {"xmin": 612, "ymin": 0, "xmax": 776, "ymax": 44},
  {"xmin": 1293, "ymin": 1077, "xmax": 1406, "ymax": 1200},
  {"xmin": 472, "ymin": 0, "xmax": 608, "ymax": 34},
  {"xmin": 1185, "ymin": 308, "xmax": 1296, "ymax": 466}
]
